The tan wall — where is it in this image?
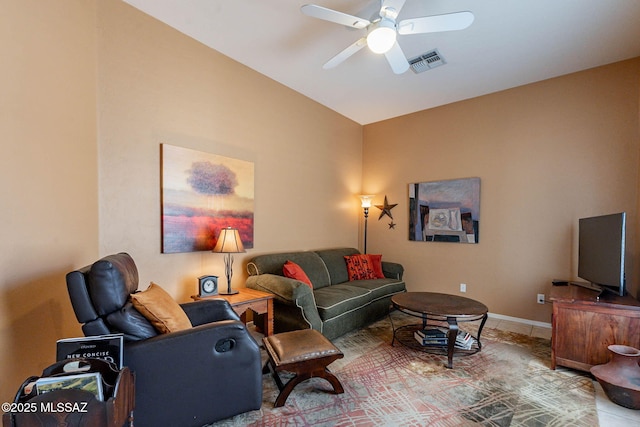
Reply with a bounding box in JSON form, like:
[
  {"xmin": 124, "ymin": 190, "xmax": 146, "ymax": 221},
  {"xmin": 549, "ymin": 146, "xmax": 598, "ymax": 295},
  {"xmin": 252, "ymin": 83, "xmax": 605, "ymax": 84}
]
[
  {"xmin": 363, "ymin": 58, "xmax": 640, "ymax": 323},
  {"xmin": 0, "ymin": 0, "xmax": 361, "ymax": 403},
  {"xmin": 0, "ymin": 0, "xmax": 98, "ymax": 403},
  {"xmin": 96, "ymin": 0, "xmax": 363, "ymax": 302}
]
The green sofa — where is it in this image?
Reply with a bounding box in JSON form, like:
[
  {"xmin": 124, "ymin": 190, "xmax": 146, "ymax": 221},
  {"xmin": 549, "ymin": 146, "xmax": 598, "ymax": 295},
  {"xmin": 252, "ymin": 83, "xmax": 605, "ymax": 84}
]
[{"xmin": 246, "ymin": 247, "xmax": 406, "ymax": 340}]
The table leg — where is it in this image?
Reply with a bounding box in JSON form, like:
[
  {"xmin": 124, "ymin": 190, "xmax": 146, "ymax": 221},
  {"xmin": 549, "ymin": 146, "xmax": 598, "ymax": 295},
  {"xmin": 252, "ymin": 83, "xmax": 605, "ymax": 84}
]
[
  {"xmin": 446, "ymin": 317, "xmax": 458, "ymax": 369},
  {"xmin": 389, "ymin": 312, "xmax": 397, "ymax": 346},
  {"xmin": 264, "ymin": 298, "xmax": 274, "ymax": 336},
  {"xmin": 476, "ymin": 312, "xmax": 488, "ymax": 350}
]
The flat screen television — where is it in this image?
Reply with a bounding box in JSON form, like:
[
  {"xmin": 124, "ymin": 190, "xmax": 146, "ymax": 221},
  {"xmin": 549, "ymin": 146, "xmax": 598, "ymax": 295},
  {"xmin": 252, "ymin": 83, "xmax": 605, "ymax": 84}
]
[{"xmin": 576, "ymin": 212, "xmax": 626, "ymax": 296}]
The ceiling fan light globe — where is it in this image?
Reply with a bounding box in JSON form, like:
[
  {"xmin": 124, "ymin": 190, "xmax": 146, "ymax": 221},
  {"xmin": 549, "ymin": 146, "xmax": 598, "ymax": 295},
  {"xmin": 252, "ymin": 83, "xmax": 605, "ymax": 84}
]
[{"xmin": 367, "ymin": 20, "xmax": 396, "ymax": 54}]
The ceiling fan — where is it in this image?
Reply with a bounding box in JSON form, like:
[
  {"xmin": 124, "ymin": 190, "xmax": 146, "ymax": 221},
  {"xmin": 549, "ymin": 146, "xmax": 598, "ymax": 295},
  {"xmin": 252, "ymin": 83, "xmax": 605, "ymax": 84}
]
[{"xmin": 301, "ymin": 0, "xmax": 474, "ymax": 74}]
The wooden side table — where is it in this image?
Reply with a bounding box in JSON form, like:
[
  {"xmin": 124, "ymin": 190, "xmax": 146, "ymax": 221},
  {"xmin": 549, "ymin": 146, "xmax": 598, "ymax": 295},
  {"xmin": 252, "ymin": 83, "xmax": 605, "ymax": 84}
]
[{"xmin": 192, "ymin": 288, "xmax": 274, "ymax": 336}]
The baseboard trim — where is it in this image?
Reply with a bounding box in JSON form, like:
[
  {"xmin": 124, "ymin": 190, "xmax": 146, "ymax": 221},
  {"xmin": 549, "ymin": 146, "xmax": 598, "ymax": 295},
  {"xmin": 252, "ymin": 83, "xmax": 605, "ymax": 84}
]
[{"xmin": 488, "ymin": 312, "xmax": 551, "ymax": 329}]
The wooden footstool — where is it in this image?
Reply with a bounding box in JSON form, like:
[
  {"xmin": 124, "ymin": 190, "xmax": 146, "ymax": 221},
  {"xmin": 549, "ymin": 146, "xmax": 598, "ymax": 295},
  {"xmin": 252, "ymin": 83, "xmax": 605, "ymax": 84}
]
[{"xmin": 262, "ymin": 329, "xmax": 344, "ymax": 407}]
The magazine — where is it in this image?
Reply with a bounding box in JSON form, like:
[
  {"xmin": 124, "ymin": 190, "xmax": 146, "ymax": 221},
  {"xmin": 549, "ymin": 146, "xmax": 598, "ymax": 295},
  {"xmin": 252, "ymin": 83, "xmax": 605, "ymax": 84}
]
[
  {"xmin": 56, "ymin": 334, "xmax": 124, "ymax": 369},
  {"xmin": 454, "ymin": 331, "xmax": 475, "ymax": 350},
  {"xmin": 35, "ymin": 372, "xmax": 104, "ymax": 401}
]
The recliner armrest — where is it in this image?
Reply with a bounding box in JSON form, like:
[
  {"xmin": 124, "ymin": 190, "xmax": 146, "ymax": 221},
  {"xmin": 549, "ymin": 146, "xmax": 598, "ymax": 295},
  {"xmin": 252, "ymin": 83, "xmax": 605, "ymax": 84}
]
[
  {"xmin": 180, "ymin": 299, "xmax": 239, "ymax": 326},
  {"xmin": 124, "ymin": 319, "xmax": 255, "ymax": 358}
]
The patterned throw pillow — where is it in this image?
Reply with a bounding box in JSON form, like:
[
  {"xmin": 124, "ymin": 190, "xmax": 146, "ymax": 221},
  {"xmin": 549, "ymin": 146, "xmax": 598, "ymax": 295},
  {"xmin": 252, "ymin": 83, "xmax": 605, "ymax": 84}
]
[
  {"xmin": 283, "ymin": 260, "xmax": 313, "ymax": 288},
  {"xmin": 345, "ymin": 254, "xmax": 385, "ymax": 281}
]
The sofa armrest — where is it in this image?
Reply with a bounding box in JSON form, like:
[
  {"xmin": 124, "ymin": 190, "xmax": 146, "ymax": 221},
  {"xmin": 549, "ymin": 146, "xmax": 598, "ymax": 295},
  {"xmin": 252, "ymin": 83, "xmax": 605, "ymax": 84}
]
[
  {"xmin": 245, "ymin": 273, "xmax": 306, "ymax": 302},
  {"xmin": 180, "ymin": 299, "xmax": 240, "ymax": 326},
  {"xmin": 246, "ymin": 274, "xmax": 322, "ymax": 331},
  {"xmin": 382, "ymin": 261, "xmax": 404, "ymax": 280}
]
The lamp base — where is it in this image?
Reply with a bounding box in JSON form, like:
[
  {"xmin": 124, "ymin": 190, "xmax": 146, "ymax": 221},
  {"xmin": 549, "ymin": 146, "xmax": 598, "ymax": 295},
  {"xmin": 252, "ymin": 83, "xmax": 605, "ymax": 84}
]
[{"xmin": 219, "ymin": 289, "xmax": 239, "ymax": 295}]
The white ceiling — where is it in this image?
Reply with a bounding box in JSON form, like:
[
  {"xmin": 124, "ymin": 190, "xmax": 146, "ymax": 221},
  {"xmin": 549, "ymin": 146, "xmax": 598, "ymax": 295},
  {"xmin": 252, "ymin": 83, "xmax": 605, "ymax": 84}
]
[{"xmin": 122, "ymin": 0, "xmax": 640, "ymax": 125}]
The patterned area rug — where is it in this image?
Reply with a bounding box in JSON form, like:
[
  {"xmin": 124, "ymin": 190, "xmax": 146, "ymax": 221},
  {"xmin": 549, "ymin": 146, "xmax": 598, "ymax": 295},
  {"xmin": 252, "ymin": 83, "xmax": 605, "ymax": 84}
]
[{"xmin": 211, "ymin": 313, "xmax": 597, "ymax": 426}]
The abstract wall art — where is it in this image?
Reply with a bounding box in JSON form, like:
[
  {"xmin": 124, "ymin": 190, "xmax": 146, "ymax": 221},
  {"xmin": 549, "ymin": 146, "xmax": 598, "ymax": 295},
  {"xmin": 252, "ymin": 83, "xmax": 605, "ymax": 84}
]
[
  {"xmin": 408, "ymin": 177, "xmax": 480, "ymax": 244},
  {"xmin": 161, "ymin": 144, "xmax": 254, "ymax": 253}
]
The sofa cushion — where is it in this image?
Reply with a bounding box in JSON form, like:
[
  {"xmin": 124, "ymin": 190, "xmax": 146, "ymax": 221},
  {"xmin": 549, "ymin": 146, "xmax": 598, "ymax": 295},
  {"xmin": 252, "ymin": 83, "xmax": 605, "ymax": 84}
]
[
  {"xmin": 346, "ymin": 278, "xmax": 406, "ymax": 302},
  {"xmin": 283, "ymin": 260, "xmax": 313, "ymax": 288},
  {"xmin": 247, "ymin": 251, "xmax": 331, "ymax": 289},
  {"xmin": 314, "ymin": 248, "xmax": 360, "ymax": 285},
  {"xmin": 313, "ymin": 284, "xmax": 371, "ymax": 321},
  {"xmin": 130, "ymin": 283, "xmax": 192, "ymax": 334}
]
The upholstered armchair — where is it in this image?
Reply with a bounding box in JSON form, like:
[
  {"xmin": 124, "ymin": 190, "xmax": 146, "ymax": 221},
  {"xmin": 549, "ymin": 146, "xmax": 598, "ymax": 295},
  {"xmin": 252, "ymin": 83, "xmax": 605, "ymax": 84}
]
[{"xmin": 65, "ymin": 253, "xmax": 262, "ymax": 427}]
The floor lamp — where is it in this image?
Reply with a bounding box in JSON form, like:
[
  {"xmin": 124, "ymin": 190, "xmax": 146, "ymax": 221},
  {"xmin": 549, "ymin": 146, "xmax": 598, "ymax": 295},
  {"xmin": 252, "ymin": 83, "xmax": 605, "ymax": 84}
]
[
  {"xmin": 359, "ymin": 195, "xmax": 374, "ymax": 254},
  {"xmin": 212, "ymin": 227, "xmax": 245, "ymax": 295}
]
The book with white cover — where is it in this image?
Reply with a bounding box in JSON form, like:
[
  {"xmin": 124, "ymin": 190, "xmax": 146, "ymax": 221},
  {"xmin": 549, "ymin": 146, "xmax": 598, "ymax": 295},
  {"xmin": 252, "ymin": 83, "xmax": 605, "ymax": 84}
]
[{"xmin": 56, "ymin": 334, "xmax": 124, "ymax": 369}]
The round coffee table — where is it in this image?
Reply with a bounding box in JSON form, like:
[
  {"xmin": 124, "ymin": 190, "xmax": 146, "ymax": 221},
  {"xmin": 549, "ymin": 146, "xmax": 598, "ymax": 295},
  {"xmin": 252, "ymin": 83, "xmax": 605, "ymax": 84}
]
[{"xmin": 391, "ymin": 292, "xmax": 488, "ymax": 368}]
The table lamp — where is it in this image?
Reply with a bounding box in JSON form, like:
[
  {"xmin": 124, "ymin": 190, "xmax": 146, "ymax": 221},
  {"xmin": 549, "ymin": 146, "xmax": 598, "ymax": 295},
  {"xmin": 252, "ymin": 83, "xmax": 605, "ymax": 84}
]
[{"xmin": 212, "ymin": 227, "xmax": 245, "ymax": 295}]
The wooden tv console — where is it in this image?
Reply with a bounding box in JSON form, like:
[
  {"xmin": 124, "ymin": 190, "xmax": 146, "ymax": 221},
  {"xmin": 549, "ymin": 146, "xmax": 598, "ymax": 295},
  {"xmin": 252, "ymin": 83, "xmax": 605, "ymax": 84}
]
[{"xmin": 550, "ymin": 284, "xmax": 640, "ymax": 372}]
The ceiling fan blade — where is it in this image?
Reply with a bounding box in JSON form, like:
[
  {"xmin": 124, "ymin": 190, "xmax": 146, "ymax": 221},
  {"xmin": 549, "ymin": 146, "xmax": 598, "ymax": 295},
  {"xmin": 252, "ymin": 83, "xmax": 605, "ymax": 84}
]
[
  {"xmin": 301, "ymin": 4, "xmax": 370, "ymax": 29},
  {"xmin": 384, "ymin": 42, "xmax": 410, "ymax": 74},
  {"xmin": 398, "ymin": 11, "xmax": 474, "ymax": 35},
  {"xmin": 381, "ymin": 0, "xmax": 406, "ymax": 19},
  {"xmin": 323, "ymin": 37, "xmax": 367, "ymax": 69}
]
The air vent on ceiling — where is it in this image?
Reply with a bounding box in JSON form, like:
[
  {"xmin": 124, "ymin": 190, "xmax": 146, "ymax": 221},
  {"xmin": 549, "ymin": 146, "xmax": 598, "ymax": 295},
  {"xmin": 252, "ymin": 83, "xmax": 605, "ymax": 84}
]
[{"xmin": 408, "ymin": 49, "xmax": 446, "ymax": 74}]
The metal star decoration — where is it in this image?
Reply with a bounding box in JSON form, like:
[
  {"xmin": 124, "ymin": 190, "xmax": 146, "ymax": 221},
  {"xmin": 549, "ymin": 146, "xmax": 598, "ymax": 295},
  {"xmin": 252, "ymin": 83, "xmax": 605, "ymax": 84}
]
[
  {"xmin": 375, "ymin": 196, "xmax": 397, "ymax": 220},
  {"xmin": 388, "ymin": 221, "xmax": 396, "ymax": 229}
]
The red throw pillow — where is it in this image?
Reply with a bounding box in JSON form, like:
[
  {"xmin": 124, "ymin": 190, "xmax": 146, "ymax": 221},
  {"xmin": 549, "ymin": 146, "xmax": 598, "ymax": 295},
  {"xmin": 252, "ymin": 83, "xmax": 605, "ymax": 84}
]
[
  {"xmin": 283, "ymin": 260, "xmax": 313, "ymax": 288},
  {"xmin": 367, "ymin": 254, "xmax": 385, "ymax": 279},
  {"xmin": 345, "ymin": 254, "xmax": 382, "ymax": 281}
]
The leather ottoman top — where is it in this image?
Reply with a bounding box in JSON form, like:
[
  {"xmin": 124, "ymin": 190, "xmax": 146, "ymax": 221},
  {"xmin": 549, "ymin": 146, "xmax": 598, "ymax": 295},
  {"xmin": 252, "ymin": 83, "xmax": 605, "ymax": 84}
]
[{"xmin": 264, "ymin": 329, "xmax": 342, "ymax": 365}]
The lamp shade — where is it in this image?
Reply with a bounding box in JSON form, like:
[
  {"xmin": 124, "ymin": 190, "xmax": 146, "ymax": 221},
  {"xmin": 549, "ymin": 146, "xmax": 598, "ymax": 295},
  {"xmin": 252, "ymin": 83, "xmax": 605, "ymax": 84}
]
[
  {"xmin": 359, "ymin": 195, "xmax": 375, "ymax": 208},
  {"xmin": 212, "ymin": 227, "xmax": 245, "ymax": 253}
]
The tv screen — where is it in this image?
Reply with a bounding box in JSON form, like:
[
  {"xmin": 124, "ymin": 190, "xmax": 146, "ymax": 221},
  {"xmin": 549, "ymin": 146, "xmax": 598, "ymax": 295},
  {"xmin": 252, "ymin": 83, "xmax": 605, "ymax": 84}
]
[{"xmin": 578, "ymin": 212, "xmax": 626, "ymax": 296}]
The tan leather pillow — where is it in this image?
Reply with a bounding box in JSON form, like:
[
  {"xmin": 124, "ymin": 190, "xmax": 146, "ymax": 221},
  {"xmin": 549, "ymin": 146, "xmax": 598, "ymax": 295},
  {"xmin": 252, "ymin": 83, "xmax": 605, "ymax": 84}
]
[{"xmin": 130, "ymin": 282, "xmax": 192, "ymax": 334}]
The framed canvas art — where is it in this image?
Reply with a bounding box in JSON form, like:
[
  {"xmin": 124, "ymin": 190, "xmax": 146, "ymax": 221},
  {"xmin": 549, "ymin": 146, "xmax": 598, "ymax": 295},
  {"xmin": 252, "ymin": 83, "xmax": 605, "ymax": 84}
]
[
  {"xmin": 409, "ymin": 177, "xmax": 480, "ymax": 244},
  {"xmin": 161, "ymin": 144, "xmax": 254, "ymax": 253}
]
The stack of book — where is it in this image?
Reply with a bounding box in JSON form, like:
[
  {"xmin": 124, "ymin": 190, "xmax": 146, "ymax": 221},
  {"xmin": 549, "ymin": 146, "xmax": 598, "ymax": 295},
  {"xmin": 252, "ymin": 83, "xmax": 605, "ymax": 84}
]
[
  {"xmin": 413, "ymin": 328, "xmax": 476, "ymax": 349},
  {"xmin": 414, "ymin": 328, "xmax": 447, "ymax": 346}
]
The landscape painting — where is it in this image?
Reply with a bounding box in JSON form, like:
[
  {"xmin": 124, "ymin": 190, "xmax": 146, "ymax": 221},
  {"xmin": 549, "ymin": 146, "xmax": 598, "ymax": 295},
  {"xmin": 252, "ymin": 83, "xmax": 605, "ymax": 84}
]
[
  {"xmin": 161, "ymin": 144, "xmax": 254, "ymax": 253},
  {"xmin": 409, "ymin": 177, "xmax": 480, "ymax": 244}
]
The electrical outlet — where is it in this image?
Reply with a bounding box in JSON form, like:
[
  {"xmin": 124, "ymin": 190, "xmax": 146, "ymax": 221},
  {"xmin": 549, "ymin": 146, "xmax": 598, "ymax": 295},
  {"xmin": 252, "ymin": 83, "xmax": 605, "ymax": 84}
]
[
  {"xmin": 537, "ymin": 293, "xmax": 545, "ymax": 304},
  {"xmin": 460, "ymin": 283, "xmax": 467, "ymax": 293}
]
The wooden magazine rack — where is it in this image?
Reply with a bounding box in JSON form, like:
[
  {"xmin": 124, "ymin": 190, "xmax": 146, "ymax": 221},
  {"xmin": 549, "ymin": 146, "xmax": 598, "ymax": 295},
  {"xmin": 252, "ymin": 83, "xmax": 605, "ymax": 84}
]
[{"xmin": 3, "ymin": 358, "xmax": 134, "ymax": 427}]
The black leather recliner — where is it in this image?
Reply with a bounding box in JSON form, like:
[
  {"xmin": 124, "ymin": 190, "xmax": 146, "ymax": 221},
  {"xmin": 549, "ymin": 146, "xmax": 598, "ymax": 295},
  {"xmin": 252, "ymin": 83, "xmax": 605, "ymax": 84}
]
[{"xmin": 65, "ymin": 253, "xmax": 262, "ymax": 427}]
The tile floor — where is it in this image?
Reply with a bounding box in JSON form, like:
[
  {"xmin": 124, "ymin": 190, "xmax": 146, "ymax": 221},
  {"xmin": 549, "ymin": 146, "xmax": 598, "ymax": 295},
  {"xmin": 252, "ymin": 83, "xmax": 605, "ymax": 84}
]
[{"xmin": 489, "ymin": 317, "xmax": 640, "ymax": 426}]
